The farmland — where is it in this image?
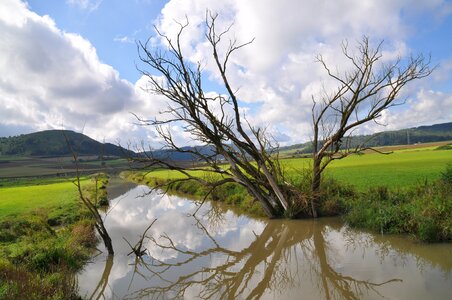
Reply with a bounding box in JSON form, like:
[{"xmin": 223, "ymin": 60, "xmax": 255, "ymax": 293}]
[
  {"xmin": 0, "ymin": 180, "xmax": 78, "ymax": 218},
  {"xmin": 0, "ymin": 174, "xmax": 107, "ymax": 299},
  {"xmin": 141, "ymin": 142, "xmax": 452, "ymax": 190},
  {"xmin": 0, "ymin": 155, "xmax": 129, "ymax": 179},
  {"xmin": 285, "ymin": 145, "xmax": 452, "ymax": 190}
]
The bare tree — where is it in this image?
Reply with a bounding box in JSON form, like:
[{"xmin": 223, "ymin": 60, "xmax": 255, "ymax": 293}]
[
  {"xmin": 136, "ymin": 13, "xmax": 304, "ymax": 218},
  {"xmin": 64, "ymin": 132, "xmax": 114, "ymax": 255},
  {"xmin": 310, "ymin": 37, "xmax": 433, "ymax": 217}
]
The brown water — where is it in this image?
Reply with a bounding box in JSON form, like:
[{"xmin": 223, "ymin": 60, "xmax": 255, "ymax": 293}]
[{"xmin": 77, "ymin": 184, "xmax": 452, "ymax": 299}]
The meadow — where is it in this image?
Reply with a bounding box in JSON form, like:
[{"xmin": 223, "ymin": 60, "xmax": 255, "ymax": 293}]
[
  {"xmin": 0, "ymin": 181, "xmax": 78, "ymax": 218},
  {"xmin": 0, "ymin": 175, "xmax": 105, "ymax": 299},
  {"xmin": 285, "ymin": 147, "xmax": 451, "ymax": 190},
  {"xmin": 142, "ymin": 145, "xmax": 452, "ymax": 190}
]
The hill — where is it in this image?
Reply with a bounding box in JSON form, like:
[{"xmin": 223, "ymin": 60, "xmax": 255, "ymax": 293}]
[
  {"xmin": 148, "ymin": 145, "xmax": 217, "ymax": 161},
  {"xmin": 147, "ymin": 122, "xmax": 452, "ymax": 161},
  {"xmin": 280, "ymin": 122, "xmax": 452, "ymax": 154},
  {"xmin": 0, "ymin": 130, "xmax": 134, "ymax": 157}
]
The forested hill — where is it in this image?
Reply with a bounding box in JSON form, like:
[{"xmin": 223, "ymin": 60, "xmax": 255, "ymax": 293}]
[
  {"xmin": 0, "ymin": 130, "xmax": 134, "ymax": 157},
  {"xmin": 2, "ymin": 122, "xmax": 449, "ymax": 159},
  {"xmin": 280, "ymin": 121, "xmax": 452, "ymax": 154}
]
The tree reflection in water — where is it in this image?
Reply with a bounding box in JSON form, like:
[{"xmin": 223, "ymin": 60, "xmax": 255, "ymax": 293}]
[
  {"xmin": 118, "ymin": 214, "xmax": 402, "ymax": 300},
  {"xmin": 78, "ymin": 188, "xmax": 452, "ymax": 300},
  {"xmin": 88, "ymin": 254, "xmax": 113, "ymax": 300}
]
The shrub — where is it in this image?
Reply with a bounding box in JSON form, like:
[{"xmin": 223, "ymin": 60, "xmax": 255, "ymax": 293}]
[
  {"xmin": 440, "ymin": 163, "xmax": 452, "ymax": 184},
  {"xmin": 69, "ymin": 220, "xmax": 97, "ymax": 248},
  {"xmin": 435, "ymin": 144, "xmax": 452, "ymax": 151},
  {"xmin": 0, "ymin": 263, "xmax": 79, "ymax": 300},
  {"xmin": 345, "ymin": 165, "xmax": 452, "ymax": 242}
]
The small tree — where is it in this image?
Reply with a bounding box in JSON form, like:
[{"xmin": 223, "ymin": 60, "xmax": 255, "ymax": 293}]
[
  {"xmin": 310, "ymin": 37, "xmax": 433, "ymax": 217},
  {"xmin": 136, "ymin": 13, "xmax": 302, "ymax": 218},
  {"xmin": 64, "ymin": 132, "xmax": 114, "ymax": 255}
]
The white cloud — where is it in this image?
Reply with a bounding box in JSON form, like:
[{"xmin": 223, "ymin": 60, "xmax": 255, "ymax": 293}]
[
  {"xmin": 66, "ymin": 0, "xmax": 103, "ymax": 12},
  {"xmin": 154, "ymin": 0, "xmax": 452, "ymax": 144},
  {"xmin": 380, "ymin": 89, "xmax": 452, "ymax": 130},
  {"xmin": 0, "ymin": 0, "xmax": 451, "ymax": 147},
  {"xmin": 113, "ymin": 35, "xmax": 134, "ymax": 44},
  {"xmin": 0, "ymin": 0, "xmax": 169, "ymax": 145}
]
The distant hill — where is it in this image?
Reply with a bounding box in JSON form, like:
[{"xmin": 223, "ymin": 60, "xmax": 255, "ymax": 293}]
[
  {"xmin": 143, "ymin": 122, "xmax": 452, "ymax": 161},
  {"xmin": 148, "ymin": 145, "xmax": 218, "ymax": 162},
  {"xmin": 280, "ymin": 121, "xmax": 452, "ymax": 154},
  {"xmin": 0, "ymin": 130, "xmax": 135, "ymax": 157}
]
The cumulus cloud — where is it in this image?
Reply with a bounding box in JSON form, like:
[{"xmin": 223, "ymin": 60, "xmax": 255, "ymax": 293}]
[
  {"xmin": 0, "ymin": 0, "xmax": 167, "ymax": 144},
  {"xmin": 66, "ymin": 0, "xmax": 103, "ymax": 12},
  {"xmin": 0, "ymin": 0, "xmax": 451, "ymax": 147},
  {"xmin": 380, "ymin": 89, "xmax": 452, "ymax": 130},
  {"xmin": 154, "ymin": 0, "xmax": 452, "ymax": 144}
]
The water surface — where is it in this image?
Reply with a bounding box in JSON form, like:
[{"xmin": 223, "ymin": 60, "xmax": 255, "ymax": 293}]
[{"xmin": 78, "ymin": 184, "xmax": 452, "ymax": 299}]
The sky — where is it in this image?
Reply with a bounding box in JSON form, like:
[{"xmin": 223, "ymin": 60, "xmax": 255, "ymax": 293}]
[{"xmin": 1, "ymin": 0, "xmax": 451, "ymax": 147}]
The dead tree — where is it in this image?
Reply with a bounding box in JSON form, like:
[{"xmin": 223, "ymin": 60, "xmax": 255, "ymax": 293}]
[
  {"xmin": 64, "ymin": 132, "xmax": 114, "ymax": 255},
  {"xmin": 136, "ymin": 13, "xmax": 301, "ymax": 218},
  {"xmin": 310, "ymin": 37, "xmax": 433, "ymax": 217}
]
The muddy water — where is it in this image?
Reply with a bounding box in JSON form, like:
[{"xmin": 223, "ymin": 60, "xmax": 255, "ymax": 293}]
[{"xmin": 78, "ymin": 184, "xmax": 452, "ymax": 299}]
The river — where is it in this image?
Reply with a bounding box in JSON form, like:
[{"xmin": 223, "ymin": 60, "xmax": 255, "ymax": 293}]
[{"xmin": 77, "ymin": 182, "xmax": 452, "ymax": 299}]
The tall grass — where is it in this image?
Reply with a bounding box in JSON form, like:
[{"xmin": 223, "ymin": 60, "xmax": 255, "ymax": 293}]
[
  {"xmin": 0, "ymin": 174, "xmax": 109, "ymax": 299},
  {"xmin": 345, "ymin": 165, "xmax": 452, "ymax": 242}
]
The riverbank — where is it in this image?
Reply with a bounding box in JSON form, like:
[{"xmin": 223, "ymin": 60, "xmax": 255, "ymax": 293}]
[
  {"xmin": 0, "ymin": 173, "xmax": 109, "ymax": 299},
  {"xmin": 123, "ymin": 161, "xmax": 452, "ymax": 242}
]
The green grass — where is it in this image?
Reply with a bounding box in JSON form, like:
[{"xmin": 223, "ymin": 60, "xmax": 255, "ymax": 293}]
[
  {"xmin": 139, "ymin": 147, "xmax": 452, "ymax": 191},
  {"xmin": 344, "ymin": 173, "xmax": 452, "ymax": 242},
  {"xmin": 0, "ymin": 175, "xmax": 108, "ymax": 299},
  {"xmin": 0, "ymin": 181, "xmax": 79, "ymax": 218},
  {"xmin": 283, "ymin": 149, "xmax": 451, "ymax": 190}
]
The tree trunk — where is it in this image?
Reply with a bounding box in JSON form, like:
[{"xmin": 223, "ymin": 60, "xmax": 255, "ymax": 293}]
[
  {"xmin": 259, "ymin": 162, "xmax": 290, "ymax": 211},
  {"xmin": 243, "ymin": 181, "xmax": 279, "ymax": 218},
  {"xmin": 311, "ymin": 156, "xmax": 321, "ymax": 218},
  {"xmin": 96, "ymin": 223, "xmax": 114, "ymax": 255}
]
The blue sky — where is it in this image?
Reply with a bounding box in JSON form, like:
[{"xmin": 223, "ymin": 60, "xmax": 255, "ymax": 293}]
[
  {"xmin": 0, "ymin": 0, "xmax": 451, "ymax": 146},
  {"xmin": 27, "ymin": 0, "xmax": 164, "ymax": 82}
]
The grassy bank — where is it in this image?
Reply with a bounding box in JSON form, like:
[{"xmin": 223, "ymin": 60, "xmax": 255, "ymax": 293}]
[
  {"xmin": 345, "ymin": 165, "xmax": 452, "ymax": 242},
  {"xmin": 0, "ymin": 174, "xmax": 109, "ymax": 299},
  {"xmin": 125, "ymin": 145, "xmax": 452, "ymax": 242}
]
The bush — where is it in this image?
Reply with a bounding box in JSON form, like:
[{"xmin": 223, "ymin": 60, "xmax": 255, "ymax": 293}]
[
  {"xmin": 0, "ymin": 263, "xmax": 79, "ymax": 300},
  {"xmin": 345, "ymin": 165, "xmax": 452, "ymax": 242},
  {"xmin": 435, "ymin": 144, "xmax": 452, "ymax": 151},
  {"xmin": 440, "ymin": 163, "xmax": 452, "ymax": 184},
  {"xmin": 287, "ymin": 169, "xmax": 355, "ymax": 217},
  {"xmin": 69, "ymin": 220, "xmax": 97, "ymax": 248}
]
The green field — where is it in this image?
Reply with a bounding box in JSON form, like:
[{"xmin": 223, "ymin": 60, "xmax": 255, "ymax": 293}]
[
  {"xmin": 143, "ymin": 146, "xmax": 452, "ymax": 190},
  {"xmin": 0, "ymin": 181, "xmax": 79, "ymax": 218},
  {"xmin": 284, "ymin": 148, "xmax": 452, "ymax": 190},
  {"xmin": 0, "ymin": 155, "xmax": 129, "ymax": 178},
  {"xmin": 0, "ymin": 176, "xmax": 103, "ymax": 299}
]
